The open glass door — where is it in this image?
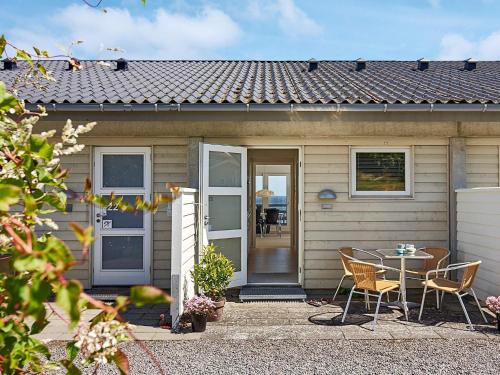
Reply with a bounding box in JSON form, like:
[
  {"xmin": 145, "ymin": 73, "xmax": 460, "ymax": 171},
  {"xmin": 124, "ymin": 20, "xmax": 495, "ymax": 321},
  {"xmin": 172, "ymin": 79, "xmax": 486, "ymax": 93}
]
[{"xmin": 201, "ymin": 144, "xmax": 247, "ymax": 287}]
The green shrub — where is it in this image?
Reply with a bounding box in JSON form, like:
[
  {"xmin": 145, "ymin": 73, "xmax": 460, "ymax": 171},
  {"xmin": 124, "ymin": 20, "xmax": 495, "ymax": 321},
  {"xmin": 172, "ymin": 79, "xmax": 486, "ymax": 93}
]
[{"xmin": 191, "ymin": 243, "xmax": 234, "ymax": 301}]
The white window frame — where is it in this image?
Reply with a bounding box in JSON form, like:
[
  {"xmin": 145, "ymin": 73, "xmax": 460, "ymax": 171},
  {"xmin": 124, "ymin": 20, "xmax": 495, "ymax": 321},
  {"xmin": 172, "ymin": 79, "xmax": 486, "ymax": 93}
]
[{"xmin": 350, "ymin": 147, "xmax": 412, "ymax": 198}]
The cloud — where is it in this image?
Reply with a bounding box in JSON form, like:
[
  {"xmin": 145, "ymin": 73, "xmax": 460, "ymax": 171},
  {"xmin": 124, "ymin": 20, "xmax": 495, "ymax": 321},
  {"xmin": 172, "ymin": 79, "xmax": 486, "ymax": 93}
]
[
  {"xmin": 8, "ymin": 4, "xmax": 242, "ymax": 59},
  {"xmin": 275, "ymin": 0, "xmax": 322, "ymax": 36},
  {"xmin": 427, "ymin": 0, "xmax": 441, "ymax": 8},
  {"xmin": 245, "ymin": 0, "xmax": 322, "ymax": 37},
  {"xmin": 439, "ymin": 31, "xmax": 500, "ymax": 59}
]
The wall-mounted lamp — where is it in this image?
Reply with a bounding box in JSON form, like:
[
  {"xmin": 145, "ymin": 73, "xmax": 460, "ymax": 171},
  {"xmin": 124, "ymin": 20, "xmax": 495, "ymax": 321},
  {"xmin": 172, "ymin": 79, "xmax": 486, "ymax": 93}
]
[{"xmin": 318, "ymin": 189, "xmax": 336, "ymax": 209}]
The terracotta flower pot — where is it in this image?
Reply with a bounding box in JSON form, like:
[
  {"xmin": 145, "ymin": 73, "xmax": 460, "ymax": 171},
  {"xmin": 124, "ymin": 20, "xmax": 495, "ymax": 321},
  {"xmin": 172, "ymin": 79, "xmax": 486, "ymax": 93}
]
[
  {"xmin": 0, "ymin": 254, "xmax": 12, "ymax": 275},
  {"xmin": 191, "ymin": 313, "xmax": 208, "ymax": 332},
  {"xmin": 208, "ymin": 298, "xmax": 226, "ymax": 322}
]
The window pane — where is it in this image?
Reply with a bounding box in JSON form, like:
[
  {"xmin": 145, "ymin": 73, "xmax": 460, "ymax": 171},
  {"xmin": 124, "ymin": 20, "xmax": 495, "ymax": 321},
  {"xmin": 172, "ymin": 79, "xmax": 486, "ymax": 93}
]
[
  {"xmin": 356, "ymin": 152, "xmax": 406, "ymax": 191},
  {"xmin": 103, "ymin": 155, "xmax": 144, "ymax": 188},
  {"xmin": 209, "ymin": 151, "xmax": 241, "ymax": 187},
  {"xmin": 102, "ymin": 236, "xmax": 143, "ymax": 269},
  {"xmin": 211, "ymin": 238, "xmax": 241, "ymax": 272},
  {"xmin": 208, "ymin": 195, "xmax": 241, "ymax": 231},
  {"xmin": 102, "ymin": 195, "xmax": 143, "ymax": 228}
]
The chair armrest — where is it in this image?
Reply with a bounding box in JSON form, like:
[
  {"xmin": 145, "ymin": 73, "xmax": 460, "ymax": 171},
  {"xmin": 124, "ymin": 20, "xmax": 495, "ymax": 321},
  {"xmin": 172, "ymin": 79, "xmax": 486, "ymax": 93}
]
[
  {"xmin": 348, "ymin": 259, "xmax": 401, "ymax": 274},
  {"xmin": 425, "ymin": 262, "xmax": 471, "ymax": 281},
  {"xmin": 353, "ymin": 248, "xmax": 385, "ymax": 264}
]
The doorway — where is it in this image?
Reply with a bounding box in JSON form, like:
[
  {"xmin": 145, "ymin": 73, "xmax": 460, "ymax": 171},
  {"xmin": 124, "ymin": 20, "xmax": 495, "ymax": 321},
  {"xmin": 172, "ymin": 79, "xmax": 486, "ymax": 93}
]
[
  {"xmin": 248, "ymin": 149, "xmax": 298, "ymax": 284},
  {"xmin": 93, "ymin": 147, "xmax": 152, "ymax": 285}
]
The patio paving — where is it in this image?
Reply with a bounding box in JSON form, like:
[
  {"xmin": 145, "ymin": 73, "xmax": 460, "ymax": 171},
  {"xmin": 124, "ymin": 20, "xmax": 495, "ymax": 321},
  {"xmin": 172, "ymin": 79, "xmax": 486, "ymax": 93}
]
[{"xmin": 34, "ymin": 294, "xmax": 499, "ymax": 342}]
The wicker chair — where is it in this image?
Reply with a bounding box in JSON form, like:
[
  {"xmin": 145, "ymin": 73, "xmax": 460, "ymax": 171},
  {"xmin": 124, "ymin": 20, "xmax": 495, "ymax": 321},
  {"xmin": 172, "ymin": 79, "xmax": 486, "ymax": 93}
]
[
  {"xmin": 407, "ymin": 247, "xmax": 450, "ymax": 277},
  {"xmin": 332, "ymin": 247, "xmax": 387, "ymax": 304},
  {"xmin": 418, "ymin": 260, "xmax": 488, "ymax": 330},
  {"xmin": 406, "ymin": 247, "xmax": 450, "ymax": 309},
  {"xmin": 341, "ymin": 260, "xmax": 401, "ymax": 331}
]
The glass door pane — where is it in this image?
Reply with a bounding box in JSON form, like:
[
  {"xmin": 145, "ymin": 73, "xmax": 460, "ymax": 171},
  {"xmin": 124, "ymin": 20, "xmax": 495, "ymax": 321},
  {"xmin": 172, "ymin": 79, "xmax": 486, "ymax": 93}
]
[
  {"xmin": 209, "ymin": 151, "xmax": 242, "ymax": 187},
  {"xmin": 101, "ymin": 236, "xmax": 144, "ymax": 270}
]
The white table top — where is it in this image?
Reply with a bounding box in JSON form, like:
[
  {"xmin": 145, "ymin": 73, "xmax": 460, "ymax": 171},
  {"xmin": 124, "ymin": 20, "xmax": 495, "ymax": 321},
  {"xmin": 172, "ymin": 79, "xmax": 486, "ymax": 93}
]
[{"xmin": 376, "ymin": 249, "xmax": 434, "ymax": 260}]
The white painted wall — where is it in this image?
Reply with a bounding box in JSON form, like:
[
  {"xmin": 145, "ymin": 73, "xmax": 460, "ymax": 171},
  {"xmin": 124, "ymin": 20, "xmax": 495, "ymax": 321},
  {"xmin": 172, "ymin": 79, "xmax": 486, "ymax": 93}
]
[
  {"xmin": 456, "ymin": 187, "xmax": 500, "ymax": 299},
  {"xmin": 170, "ymin": 189, "xmax": 198, "ymax": 327}
]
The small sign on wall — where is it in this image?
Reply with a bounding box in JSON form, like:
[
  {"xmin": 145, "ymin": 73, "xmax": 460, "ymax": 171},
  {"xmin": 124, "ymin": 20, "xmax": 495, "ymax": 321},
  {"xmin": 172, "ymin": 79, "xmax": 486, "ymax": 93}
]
[{"xmin": 102, "ymin": 220, "xmax": 113, "ymax": 229}]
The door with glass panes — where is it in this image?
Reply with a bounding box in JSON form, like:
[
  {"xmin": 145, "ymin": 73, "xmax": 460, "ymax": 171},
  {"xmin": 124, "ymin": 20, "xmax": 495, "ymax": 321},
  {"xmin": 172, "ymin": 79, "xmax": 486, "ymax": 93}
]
[
  {"xmin": 201, "ymin": 144, "xmax": 247, "ymax": 287},
  {"xmin": 93, "ymin": 147, "xmax": 151, "ymax": 285}
]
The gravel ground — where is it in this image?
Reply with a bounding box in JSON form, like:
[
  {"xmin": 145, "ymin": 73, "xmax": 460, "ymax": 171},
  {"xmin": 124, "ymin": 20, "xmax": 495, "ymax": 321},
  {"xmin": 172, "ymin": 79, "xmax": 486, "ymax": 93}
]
[{"xmin": 47, "ymin": 338, "xmax": 500, "ymax": 375}]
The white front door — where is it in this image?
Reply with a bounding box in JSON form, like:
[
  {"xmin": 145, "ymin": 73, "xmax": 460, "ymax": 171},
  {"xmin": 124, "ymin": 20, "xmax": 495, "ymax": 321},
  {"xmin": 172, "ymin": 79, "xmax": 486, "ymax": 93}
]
[
  {"xmin": 201, "ymin": 144, "xmax": 247, "ymax": 287},
  {"xmin": 93, "ymin": 147, "xmax": 151, "ymax": 285}
]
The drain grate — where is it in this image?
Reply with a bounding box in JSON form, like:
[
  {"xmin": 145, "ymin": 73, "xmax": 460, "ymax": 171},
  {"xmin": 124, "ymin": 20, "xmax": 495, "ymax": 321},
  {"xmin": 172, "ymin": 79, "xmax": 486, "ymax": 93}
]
[{"xmin": 239, "ymin": 286, "xmax": 307, "ymax": 301}]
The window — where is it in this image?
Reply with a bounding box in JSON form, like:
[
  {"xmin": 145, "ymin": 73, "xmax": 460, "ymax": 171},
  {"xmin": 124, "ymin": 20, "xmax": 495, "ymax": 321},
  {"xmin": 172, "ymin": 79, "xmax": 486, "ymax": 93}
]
[{"xmin": 350, "ymin": 147, "xmax": 412, "ymax": 197}]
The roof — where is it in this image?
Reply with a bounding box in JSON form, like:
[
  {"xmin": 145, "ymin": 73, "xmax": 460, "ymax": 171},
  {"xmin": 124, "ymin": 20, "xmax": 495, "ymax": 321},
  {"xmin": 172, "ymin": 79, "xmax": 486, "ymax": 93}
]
[{"xmin": 2, "ymin": 59, "xmax": 500, "ymax": 106}]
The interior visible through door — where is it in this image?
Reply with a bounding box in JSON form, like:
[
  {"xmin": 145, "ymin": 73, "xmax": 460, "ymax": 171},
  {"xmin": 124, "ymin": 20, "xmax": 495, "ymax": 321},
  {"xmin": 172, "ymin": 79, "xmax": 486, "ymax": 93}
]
[{"xmin": 248, "ymin": 149, "xmax": 298, "ymax": 284}]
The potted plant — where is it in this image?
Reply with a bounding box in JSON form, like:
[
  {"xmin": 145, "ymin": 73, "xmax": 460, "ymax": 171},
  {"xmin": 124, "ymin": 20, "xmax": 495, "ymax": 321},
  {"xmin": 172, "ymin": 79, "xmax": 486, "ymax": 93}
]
[
  {"xmin": 485, "ymin": 296, "xmax": 500, "ymax": 332},
  {"xmin": 184, "ymin": 295, "xmax": 215, "ymax": 332},
  {"xmin": 191, "ymin": 243, "xmax": 234, "ymax": 321}
]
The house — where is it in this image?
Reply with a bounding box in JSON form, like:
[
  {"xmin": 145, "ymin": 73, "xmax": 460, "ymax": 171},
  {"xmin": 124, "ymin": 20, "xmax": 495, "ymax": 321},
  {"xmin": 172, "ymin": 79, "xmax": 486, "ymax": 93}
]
[{"xmin": 1, "ymin": 58, "xmax": 499, "ymax": 299}]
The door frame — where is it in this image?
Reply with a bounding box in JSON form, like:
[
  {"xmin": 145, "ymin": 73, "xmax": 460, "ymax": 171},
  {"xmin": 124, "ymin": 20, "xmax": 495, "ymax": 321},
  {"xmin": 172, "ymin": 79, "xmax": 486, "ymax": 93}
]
[
  {"xmin": 246, "ymin": 146, "xmax": 304, "ymax": 286},
  {"xmin": 92, "ymin": 146, "xmax": 152, "ymax": 286}
]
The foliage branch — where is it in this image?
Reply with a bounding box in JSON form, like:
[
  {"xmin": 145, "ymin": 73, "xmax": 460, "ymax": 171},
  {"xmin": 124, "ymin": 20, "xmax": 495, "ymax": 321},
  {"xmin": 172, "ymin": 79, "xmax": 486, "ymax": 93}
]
[{"xmin": 0, "ymin": 39, "xmax": 177, "ymax": 375}]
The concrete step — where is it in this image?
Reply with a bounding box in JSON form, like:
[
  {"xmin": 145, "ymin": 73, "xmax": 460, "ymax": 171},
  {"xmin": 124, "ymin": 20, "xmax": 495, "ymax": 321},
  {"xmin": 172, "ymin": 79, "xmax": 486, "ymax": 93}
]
[{"xmin": 239, "ymin": 286, "xmax": 307, "ymax": 301}]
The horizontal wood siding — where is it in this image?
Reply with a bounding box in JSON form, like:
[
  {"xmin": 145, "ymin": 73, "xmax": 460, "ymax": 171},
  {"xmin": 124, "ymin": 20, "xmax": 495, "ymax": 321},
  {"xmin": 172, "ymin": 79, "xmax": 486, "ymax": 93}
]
[
  {"xmin": 466, "ymin": 144, "xmax": 499, "ymax": 188},
  {"xmin": 53, "ymin": 141, "xmax": 188, "ymax": 289},
  {"xmin": 456, "ymin": 189, "xmax": 500, "ymax": 299},
  {"xmin": 303, "ymin": 144, "xmax": 449, "ymax": 289},
  {"xmin": 58, "ymin": 147, "xmax": 92, "ymax": 288},
  {"xmin": 152, "ymin": 144, "xmax": 188, "ymax": 289}
]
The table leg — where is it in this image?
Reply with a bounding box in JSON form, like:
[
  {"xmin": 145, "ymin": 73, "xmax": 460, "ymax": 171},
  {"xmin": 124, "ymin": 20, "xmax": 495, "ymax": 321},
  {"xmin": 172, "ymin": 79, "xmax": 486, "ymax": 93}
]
[{"xmin": 400, "ymin": 258, "xmax": 409, "ymax": 321}]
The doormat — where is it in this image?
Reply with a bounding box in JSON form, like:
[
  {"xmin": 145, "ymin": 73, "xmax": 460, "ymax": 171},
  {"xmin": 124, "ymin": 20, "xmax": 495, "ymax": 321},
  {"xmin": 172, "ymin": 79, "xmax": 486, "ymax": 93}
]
[
  {"xmin": 85, "ymin": 287, "xmax": 131, "ymax": 301},
  {"xmin": 239, "ymin": 286, "xmax": 307, "ymax": 301}
]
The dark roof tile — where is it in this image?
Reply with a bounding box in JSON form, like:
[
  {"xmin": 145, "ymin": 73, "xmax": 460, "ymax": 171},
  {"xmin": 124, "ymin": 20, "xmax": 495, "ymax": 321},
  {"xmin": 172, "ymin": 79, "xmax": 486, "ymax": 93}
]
[{"xmin": 3, "ymin": 60, "xmax": 500, "ymax": 105}]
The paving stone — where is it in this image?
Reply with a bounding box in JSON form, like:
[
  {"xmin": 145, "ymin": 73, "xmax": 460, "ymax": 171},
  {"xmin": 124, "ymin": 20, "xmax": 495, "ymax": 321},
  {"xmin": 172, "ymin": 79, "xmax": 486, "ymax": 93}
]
[{"xmin": 341, "ymin": 325, "xmax": 393, "ymax": 340}]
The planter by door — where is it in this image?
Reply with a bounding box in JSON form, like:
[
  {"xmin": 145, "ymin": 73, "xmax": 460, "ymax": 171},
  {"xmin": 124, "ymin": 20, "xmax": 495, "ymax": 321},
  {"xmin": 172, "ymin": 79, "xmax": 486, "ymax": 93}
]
[
  {"xmin": 497, "ymin": 313, "xmax": 500, "ymax": 332},
  {"xmin": 191, "ymin": 313, "xmax": 208, "ymax": 332},
  {"xmin": 208, "ymin": 299, "xmax": 226, "ymax": 322}
]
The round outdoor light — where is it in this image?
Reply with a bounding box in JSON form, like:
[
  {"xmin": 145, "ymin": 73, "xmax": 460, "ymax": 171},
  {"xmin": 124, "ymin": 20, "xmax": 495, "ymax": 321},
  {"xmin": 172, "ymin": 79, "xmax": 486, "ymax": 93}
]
[{"xmin": 318, "ymin": 189, "xmax": 337, "ymax": 200}]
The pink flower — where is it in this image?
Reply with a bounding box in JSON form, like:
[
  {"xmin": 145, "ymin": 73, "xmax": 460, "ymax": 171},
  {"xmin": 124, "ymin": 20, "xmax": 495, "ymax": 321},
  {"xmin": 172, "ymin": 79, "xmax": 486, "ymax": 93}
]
[
  {"xmin": 485, "ymin": 296, "xmax": 500, "ymax": 314},
  {"xmin": 184, "ymin": 295, "xmax": 215, "ymax": 315}
]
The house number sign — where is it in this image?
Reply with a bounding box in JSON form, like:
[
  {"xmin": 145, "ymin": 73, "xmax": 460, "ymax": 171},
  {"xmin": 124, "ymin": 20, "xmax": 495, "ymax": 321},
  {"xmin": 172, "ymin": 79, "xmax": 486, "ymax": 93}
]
[{"xmin": 102, "ymin": 220, "xmax": 113, "ymax": 229}]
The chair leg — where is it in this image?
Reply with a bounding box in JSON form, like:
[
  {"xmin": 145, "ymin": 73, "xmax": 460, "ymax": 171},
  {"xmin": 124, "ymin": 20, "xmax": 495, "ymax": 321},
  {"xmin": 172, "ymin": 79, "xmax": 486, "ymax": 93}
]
[
  {"xmin": 342, "ymin": 286, "xmax": 355, "ymax": 323},
  {"xmin": 332, "ymin": 275, "xmax": 346, "ymax": 301},
  {"xmin": 470, "ymin": 288, "xmax": 488, "ymax": 324},
  {"xmin": 456, "ymin": 292, "xmax": 474, "ymax": 330},
  {"xmin": 418, "ymin": 285, "xmax": 428, "ymax": 321},
  {"xmin": 364, "ymin": 289, "xmax": 370, "ymax": 311},
  {"xmin": 372, "ymin": 293, "xmax": 383, "ymax": 331},
  {"xmin": 435, "ymin": 290, "xmax": 440, "ymax": 310}
]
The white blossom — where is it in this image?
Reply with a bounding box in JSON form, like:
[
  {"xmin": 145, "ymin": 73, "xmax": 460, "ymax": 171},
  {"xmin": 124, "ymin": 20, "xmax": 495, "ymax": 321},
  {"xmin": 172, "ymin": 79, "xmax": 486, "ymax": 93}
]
[{"xmin": 74, "ymin": 320, "xmax": 131, "ymax": 365}]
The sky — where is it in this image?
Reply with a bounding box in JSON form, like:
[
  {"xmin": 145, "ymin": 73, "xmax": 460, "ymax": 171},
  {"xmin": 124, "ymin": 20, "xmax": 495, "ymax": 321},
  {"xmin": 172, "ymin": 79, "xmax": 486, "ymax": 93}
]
[{"xmin": 2, "ymin": 0, "xmax": 500, "ymax": 60}]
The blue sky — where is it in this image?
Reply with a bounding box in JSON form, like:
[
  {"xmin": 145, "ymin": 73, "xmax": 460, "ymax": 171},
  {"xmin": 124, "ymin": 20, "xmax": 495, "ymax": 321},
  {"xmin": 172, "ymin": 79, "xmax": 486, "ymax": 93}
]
[{"xmin": 3, "ymin": 0, "xmax": 500, "ymax": 60}]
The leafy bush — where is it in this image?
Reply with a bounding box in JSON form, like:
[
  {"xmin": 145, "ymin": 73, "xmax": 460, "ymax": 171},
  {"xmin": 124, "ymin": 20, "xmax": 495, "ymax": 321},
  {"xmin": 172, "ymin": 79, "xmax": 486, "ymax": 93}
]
[
  {"xmin": 0, "ymin": 79, "xmax": 174, "ymax": 374},
  {"xmin": 191, "ymin": 243, "xmax": 234, "ymax": 301}
]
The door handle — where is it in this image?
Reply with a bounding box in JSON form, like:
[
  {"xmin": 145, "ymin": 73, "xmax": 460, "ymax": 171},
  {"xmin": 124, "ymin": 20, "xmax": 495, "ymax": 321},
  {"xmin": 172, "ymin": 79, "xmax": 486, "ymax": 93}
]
[
  {"xmin": 204, "ymin": 215, "xmax": 210, "ymax": 226},
  {"xmin": 96, "ymin": 212, "xmax": 102, "ymax": 223}
]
